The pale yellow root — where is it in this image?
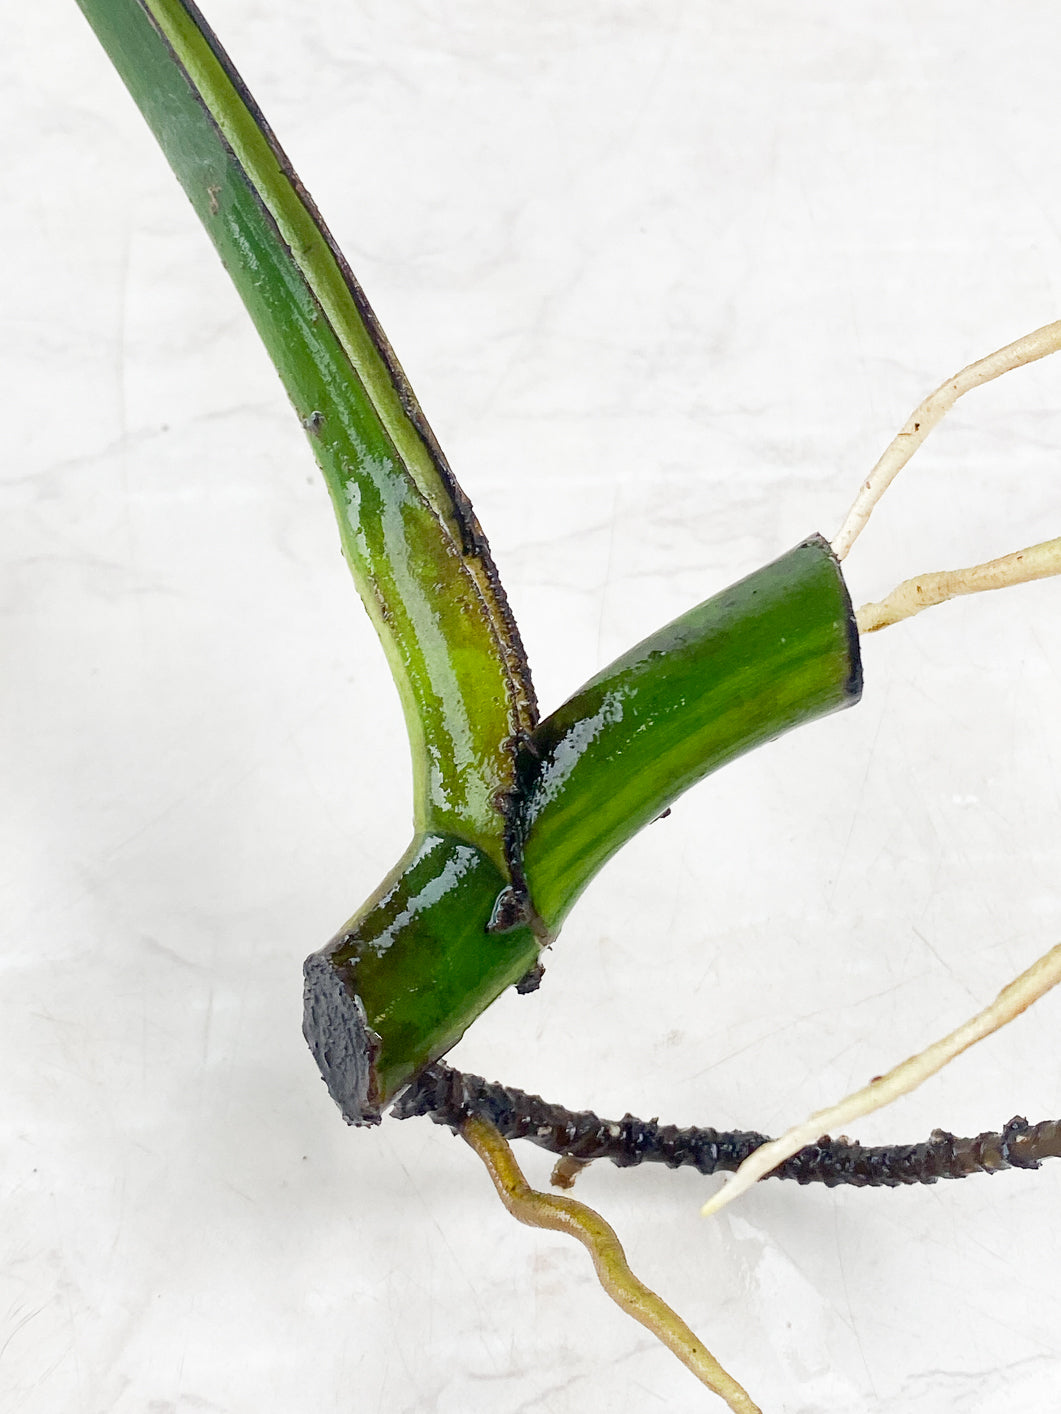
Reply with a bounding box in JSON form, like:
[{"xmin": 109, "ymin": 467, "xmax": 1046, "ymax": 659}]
[
  {"xmin": 461, "ymin": 1114, "xmax": 761, "ymax": 1413},
  {"xmin": 856, "ymin": 534, "xmax": 1061, "ymax": 633},
  {"xmin": 831, "ymin": 319, "xmax": 1061, "ymax": 561},
  {"xmin": 701, "ymin": 942, "xmax": 1061, "ymax": 1219}
]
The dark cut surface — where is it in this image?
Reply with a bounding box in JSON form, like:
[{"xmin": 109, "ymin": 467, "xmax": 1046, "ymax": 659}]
[{"xmin": 302, "ymin": 954, "xmax": 381, "ymax": 1126}]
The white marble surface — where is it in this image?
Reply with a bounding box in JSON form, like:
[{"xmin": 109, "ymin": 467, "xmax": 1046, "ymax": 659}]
[{"xmin": 4, "ymin": 3, "xmax": 1061, "ymax": 1410}]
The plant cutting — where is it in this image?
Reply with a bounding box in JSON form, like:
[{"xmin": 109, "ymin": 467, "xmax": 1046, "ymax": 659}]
[{"xmin": 65, "ymin": 0, "xmax": 1061, "ymax": 1407}]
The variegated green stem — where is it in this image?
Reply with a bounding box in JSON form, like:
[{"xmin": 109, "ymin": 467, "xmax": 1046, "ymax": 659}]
[
  {"xmin": 521, "ymin": 534, "xmax": 861, "ymax": 930},
  {"xmin": 77, "ymin": 0, "xmax": 863, "ymax": 1126},
  {"xmin": 308, "ymin": 538, "xmax": 861, "ymax": 1122},
  {"xmin": 75, "ymin": 0, "xmax": 536, "ymax": 874}
]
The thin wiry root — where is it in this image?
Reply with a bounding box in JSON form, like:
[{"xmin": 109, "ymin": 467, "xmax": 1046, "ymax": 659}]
[
  {"xmin": 856, "ymin": 534, "xmax": 1061, "ymax": 633},
  {"xmin": 460, "ymin": 1114, "xmax": 761, "ymax": 1414},
  {"xmin": 831, "ymin": 319, "xmax": 1061, "ymax": 561},
  {"xmin": 701, "ymin": 941, "xmax": 1061, "ymax": 1219}
]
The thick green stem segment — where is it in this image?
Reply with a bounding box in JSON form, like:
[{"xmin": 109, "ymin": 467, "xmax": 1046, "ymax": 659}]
[
  {"xmin": 78, "ymin": 0, "xmax": 862, "ymax": 1123},
  {"xmin": 303, "ymin": 835, "xmax": 540, "ymax": 1123},
  {"xmin": 75, "ymin": 0, "xmax": 535, "ymax": 872},
  {"xmin": 304, "ymin": 537, "xmax": 860, "ymax": 1124},
  {"xmin": 521, "ymin": 534, "xmax": 861, "ymax": 928}
]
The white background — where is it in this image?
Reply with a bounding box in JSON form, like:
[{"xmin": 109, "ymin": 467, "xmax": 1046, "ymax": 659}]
[{"xmin": 4, "ymin": 3, "xmax": 1061, "ymax": 1411}]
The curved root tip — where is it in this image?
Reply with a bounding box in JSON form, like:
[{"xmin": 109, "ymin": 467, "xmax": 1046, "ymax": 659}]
[
  {"xmin": 702, "ymin": 941, "xmax": 1061, "ymax": 1219},
  {"xmin": 461, "ymin": 1114, "xmax": 761, "ymax": 1413},
  {"xmin": 832, "ymin": 319, "xmax": 1061, "ymax": 560},
  {"xmin": 856, "ymin": 535, "xmax": 1061, "ymax": 635}
]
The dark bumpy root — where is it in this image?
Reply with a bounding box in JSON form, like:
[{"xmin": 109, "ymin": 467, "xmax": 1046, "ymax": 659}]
[{"xmin": 394, "ymin": 1062, "xmax": 1061, "ymax": 1187}]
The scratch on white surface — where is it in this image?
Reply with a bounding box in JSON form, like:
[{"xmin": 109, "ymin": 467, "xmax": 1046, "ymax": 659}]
[
  {"xmin": 832, "ymin": 1207, "xmax": 878, "ymax": 1403},
  {"xmin": 826, "ymin": 682, "xmax": 890, "ymax": 911},
  {"xmin": 900, "ymin": 1353, "xmax": 1061, "ymax": 1409},
  {"xmin": 593, "ymin": 486, "xmax": 620, "ymax": 669},
  {"xmin": 726, "ymin": 1217, "xmax": 869, "ymax": 1407},
  {"xmin": 96, "ymin": 777, "xmax": 217, "ymax": 866},
  {"xmin": 692, "ymin": 972, "xmax": 929, "ymax": 1082},
  {"xmin": 112, "ymin": 222, "xmax": 138, "ymax": 599},
  {"xmin": 912, "ymin": 925, "xmax": 979, "ymax": 1003},
  {"xmin": 0, "ymin": 1302, "xmax": 46, "ymax": 1366},
  {"xmin": 200, "ymin": 985, "xmax": 215, "ymax": 1064},
  {"xmin": 141, "ymin": 935, "xmax": 204, "ymax": 972},
  {"xmin": 376, "ymin": 1129, "xmax": 495, "ymax": 1348},
  {"xmin": 497, "ymin": 1336, "xmax": 664, "ymax": 1413}
]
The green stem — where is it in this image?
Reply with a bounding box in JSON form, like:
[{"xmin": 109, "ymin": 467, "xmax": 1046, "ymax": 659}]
[
  {"xmin": 521, "ymin": 534, "xmax": 861, "ymax": 929},
  {"xmin": 303, "ymin": 836, "xmax": 540, "ymax": 1121},
  {"xmin": 306, "ymin": 539, "xmax": 860, "ymax": 1122},
  {"xmin": 75, "ymin": 0, "xmax": 535, "ymax": 872},
  {"xmin": 77, "ymin": 0, "xmax": 863, "ymax": 1125}
]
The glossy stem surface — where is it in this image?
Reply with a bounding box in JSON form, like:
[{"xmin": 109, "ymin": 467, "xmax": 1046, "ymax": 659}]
[
  {"xmin": 78, "ymin": 0, "xmax": 863, "ymax": 1127},
  {"xmin": 306, "ymin": 539, "xmax": 861, "ymax": 1121},
  {"xmin": 521, "ymin": 534, "xmax": 861, "ymax": 928},
  {"xmin": 303, "ymin": 835, "xmax": 540, "ymax": 1122},
  {"xmin": 75, "ymin": 0, "xmax": 535, "ymax": 873}
]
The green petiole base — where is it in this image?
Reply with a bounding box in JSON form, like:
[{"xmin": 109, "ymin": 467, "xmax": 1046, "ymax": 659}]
[{"xmin": 304, "ymin": 536, "xmax": 861, "ymax": 1123}]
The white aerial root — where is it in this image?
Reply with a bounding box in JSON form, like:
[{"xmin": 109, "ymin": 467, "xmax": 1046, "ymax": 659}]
[
  {"xmin": 831, "ymin": 319, "xmax": 1061, "ymax": 562},
  {"xmin": 696, "ymin": 328, "xmax": 1061, "ymax": 1218},
  {"xmin": 701, "ymin": 942, "xmax": 1061, "ymax": 1219},
  {"xmin": 856, "ymin": 534, "xmax": 1061, "ymax": 633}
]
